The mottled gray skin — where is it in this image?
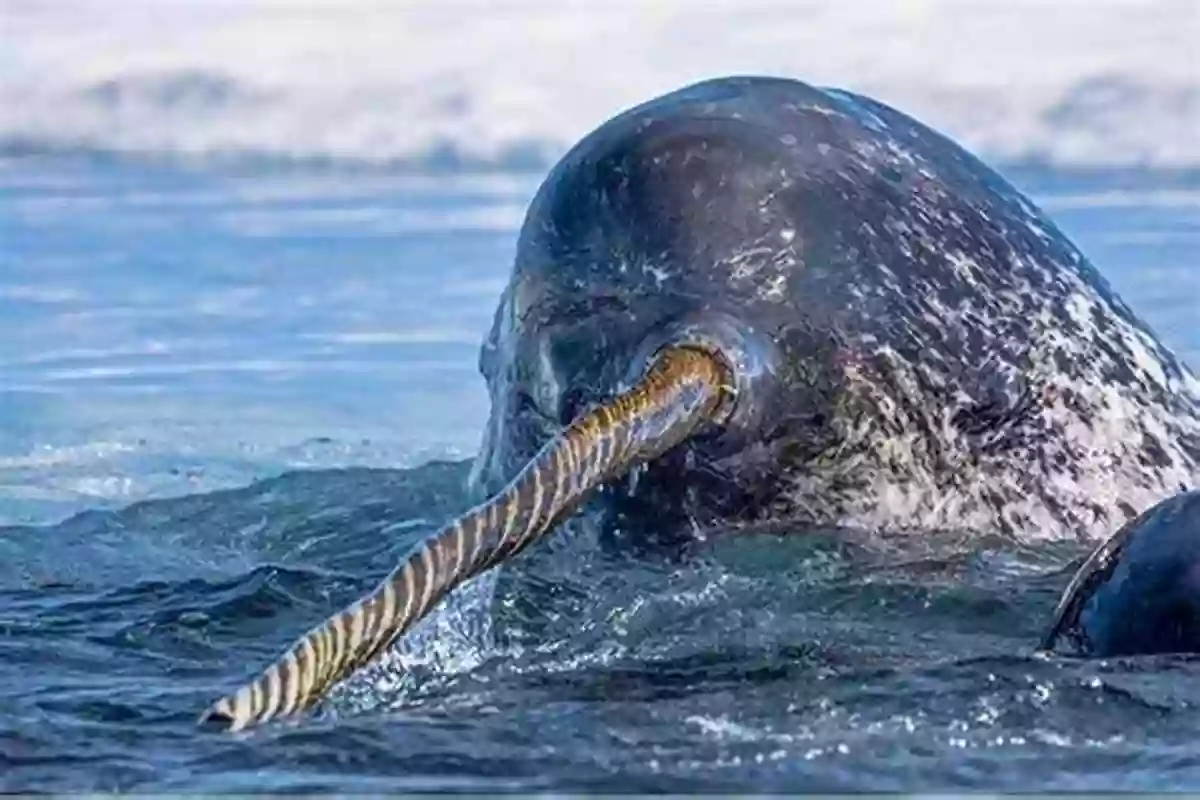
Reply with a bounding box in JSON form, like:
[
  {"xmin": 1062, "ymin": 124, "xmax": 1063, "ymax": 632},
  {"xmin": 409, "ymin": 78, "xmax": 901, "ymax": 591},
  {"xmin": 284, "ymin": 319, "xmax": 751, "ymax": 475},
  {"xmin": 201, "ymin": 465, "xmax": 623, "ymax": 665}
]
[
  {"xmin": 471, "ymin": 76, "xmax": 1200, "ymax": 551},
  {"xmin": 1043, "ymin": 491, "xmax": 1200, "ymax": 656}
]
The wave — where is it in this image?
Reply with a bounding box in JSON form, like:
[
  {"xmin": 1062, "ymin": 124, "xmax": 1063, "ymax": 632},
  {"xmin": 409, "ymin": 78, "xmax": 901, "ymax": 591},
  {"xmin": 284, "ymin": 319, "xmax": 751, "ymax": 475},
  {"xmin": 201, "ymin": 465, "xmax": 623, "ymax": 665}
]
[{"xmin": 4, "ymin": 1, "xmax": 1197, "ymax": 171}]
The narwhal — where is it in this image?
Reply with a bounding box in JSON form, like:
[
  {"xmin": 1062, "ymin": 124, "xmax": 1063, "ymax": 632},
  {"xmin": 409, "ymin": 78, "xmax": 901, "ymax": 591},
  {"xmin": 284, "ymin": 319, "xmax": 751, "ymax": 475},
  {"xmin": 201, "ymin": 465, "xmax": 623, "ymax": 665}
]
[
  {"xmin": 1041, "ymin": 490, "xmax": 1200, "ymax": 657},
  {"xmin": 200, "ymin": 75, "xmax": 1200, "ymax": 731}
]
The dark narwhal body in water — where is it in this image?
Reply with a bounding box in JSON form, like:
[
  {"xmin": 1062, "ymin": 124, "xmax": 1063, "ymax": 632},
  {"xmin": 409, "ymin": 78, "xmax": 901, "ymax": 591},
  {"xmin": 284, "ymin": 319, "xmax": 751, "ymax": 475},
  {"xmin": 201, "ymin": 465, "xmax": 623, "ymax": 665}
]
[
  {"xmin": 1042, "ymin": 491, "xmax": 1200, "ymax": 657},
  {"xmin": 201, "ymin": 76, "xmax": 1200, "ymax": 731}
]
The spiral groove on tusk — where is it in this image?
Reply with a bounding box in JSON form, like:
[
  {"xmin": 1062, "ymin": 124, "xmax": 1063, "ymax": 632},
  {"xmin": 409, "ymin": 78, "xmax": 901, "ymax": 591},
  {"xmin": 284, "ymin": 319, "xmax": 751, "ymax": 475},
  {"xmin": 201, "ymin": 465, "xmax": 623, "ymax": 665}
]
[{"xmin": 200, "ymin": 344, "xmax": 729, "ymax": 731}]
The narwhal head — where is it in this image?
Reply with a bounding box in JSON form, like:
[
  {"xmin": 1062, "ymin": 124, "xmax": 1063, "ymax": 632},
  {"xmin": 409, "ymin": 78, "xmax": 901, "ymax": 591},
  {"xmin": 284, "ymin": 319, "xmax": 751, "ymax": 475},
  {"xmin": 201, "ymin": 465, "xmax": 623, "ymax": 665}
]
[
  {"xmin": 468, "ymin": 111, "xmax": 857, "ymax": 550},
  {"xmin": 470, "ymin": 77, "xmax": 1200, "ymax": 546}
]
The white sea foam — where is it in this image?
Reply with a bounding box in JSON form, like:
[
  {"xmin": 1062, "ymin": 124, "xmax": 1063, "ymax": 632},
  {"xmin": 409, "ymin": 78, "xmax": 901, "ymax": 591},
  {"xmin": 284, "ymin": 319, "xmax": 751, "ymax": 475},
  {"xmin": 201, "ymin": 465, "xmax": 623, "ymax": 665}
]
[{"xmin": 3, "ymin": 0, "xmax": 1197, "ymax": 169}]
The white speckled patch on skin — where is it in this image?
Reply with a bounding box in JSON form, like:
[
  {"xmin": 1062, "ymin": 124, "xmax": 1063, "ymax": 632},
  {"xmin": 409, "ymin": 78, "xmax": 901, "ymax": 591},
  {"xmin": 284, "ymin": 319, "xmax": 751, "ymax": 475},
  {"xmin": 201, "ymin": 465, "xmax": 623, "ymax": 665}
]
[{"xmin": 812, "ymin": 218, "xmax": 1199, "ymax": 538}]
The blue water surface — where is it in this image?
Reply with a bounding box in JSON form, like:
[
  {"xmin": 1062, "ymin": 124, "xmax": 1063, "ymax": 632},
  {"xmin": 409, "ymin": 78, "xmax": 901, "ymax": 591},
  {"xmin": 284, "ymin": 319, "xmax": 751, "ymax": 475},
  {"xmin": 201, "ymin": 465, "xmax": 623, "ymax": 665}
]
[{"xmin": 0, "ymin": 155, "xmax": 1197, "ymax": 791}]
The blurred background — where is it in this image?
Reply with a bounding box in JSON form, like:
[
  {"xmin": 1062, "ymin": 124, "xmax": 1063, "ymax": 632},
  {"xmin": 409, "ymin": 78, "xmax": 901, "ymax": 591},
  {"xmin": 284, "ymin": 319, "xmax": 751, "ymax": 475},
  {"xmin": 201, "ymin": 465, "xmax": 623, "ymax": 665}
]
[
  {"xmin": 2, "ymin": 0, "xmax": 1200, "ymax": 167},
  {"xmin": 4, "ymin": 0, "xmax": 1197, "ymax": 168}
]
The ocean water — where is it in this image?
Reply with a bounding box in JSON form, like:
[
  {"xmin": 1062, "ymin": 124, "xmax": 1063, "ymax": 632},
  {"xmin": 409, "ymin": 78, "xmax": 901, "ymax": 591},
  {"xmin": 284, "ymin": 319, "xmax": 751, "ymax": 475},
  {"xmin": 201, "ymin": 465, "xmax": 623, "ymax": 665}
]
[
  {"xmin": 2, "ymin": 155, "xmax": 1198, "ymax": 793},
  {"xmin": 3, "ymin": 0, "xmax": 1200, "ymax": 792}
]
